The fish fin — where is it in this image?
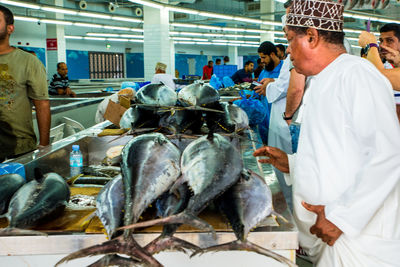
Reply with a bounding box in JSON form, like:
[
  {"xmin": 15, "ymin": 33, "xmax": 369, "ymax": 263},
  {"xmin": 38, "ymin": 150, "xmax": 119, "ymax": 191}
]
[
  {"xmin": 145, "ymin": 235, "xmax": 201, "ymax": 255},
  {"xmin": 87, "ymin": 254, "xmax": 140, "ymax": 267},
  {"xmin": 191, "ymin": 240, "xmax": 297, "ymax": 267},
  {"xmin": 0, "ymin": 228, "xmax": 47, "ymax": 236},
  {"xmin": 271, "ymin": 211, "xmax": 289, "ymax": 224},
  {"xmin": 118, "ymin": 212, "xmax": 216, "ymax": 239},
  {"xmin": 55, "ymin": 235, "xmax": 162, "ymax": 267},
  {"xmin": 80, "ymin": 211, "xmax": 96, "ymax": 231}
]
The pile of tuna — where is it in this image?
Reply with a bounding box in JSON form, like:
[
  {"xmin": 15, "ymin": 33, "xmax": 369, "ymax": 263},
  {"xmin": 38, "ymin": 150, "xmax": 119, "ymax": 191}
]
[
  {"xmin": 119, "ymin": 83, "xmax": 249, "ymax": 135},
  {"xmin": 0, "ymin": 171, "xmax": 70, "ymax": 234},
  {"xmin": 55, "ymin": 132, "xmax": 296, "ymax": 267}
]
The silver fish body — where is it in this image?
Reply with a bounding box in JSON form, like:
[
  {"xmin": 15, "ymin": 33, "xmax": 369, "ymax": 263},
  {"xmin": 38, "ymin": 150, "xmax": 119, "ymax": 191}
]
[
  {"xmin": 96, "ymin": 175, "xmax": 125, "ymax": 238},
  {"xmin": 136, "ymin": 83, "xmax": 177, "ymax": 107},
  {"xmin": 0, "ymin": 174, "xmax": 25, "ymax": 215},
  {"xmin": 178, "ymin": 83, "xmax": 220, "ymax": 107}
]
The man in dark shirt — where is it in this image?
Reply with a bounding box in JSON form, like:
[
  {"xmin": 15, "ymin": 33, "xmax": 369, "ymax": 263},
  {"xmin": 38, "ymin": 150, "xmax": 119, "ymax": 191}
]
[
  {"xmin": 202, "ymin": 60, "xmax": 213, "ymax": 80},
  {"xmin": 231, "ymin": 60, "xmax": 254, "ymax": 84},
  {"xmin": 48, "ymin": 62, "xmax": 76, "ymax": 97}
]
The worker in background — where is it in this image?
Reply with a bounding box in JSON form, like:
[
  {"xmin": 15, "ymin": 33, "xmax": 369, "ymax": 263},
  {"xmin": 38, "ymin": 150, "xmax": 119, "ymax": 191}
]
[
  {"xmin": 255, "ymin": 0, "xmax": 400, "ymax": 265},
  {"xmin": 48, "ymin": 62, "xmax": 76, "ymax": 97},
  {"xmin": 223, "ymin": 56, "xmax": 230, "ymax": 65},
  {"xmin": 202, "ymin": 60, "xmax": 213, "ymax": 80},
  {"xmin": 215, "ymin": 58, "xmax": 222, "ymax": 65},
  {"xmin": 231, "ymin": 60, "xmax": 254, "ymax": 84},
  {"xmin": 276, "ymin": 44, "xmax": 287, "ymax": 60},
  {"xmin": 151, "ymin": 62, "xmax": 176, "ymax": 90},
  {"xmin": 0, "ymin": 5, "xmax": 50, "ymax": 161},
  {"xmin": 95, "ymin": 84, "xmax": 136, "ymax": 124}
]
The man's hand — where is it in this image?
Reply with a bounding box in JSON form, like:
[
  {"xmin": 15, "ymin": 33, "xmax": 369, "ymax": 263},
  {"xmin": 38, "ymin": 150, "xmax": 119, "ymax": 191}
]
[
  {"xmin": 255, "ymin": 78, "xmax": 274, "ymax": 95},
  {"xmin": 380, "ymin": 44, "xmax": 400, "ymax": 67},
  {"xmin": 65, "ymin": 87, "xmax": 76, "ymax": 97},
  {"xmin": 302, "ymin": 202, "xmax": 343, "ymax": 246},
  {"xmin": 358, "ymin": 31, "xmax": 377, "ymax": 48},
  {"xmin": 253, "ymin": 146, "xmax": 289, "ymax": 173}
]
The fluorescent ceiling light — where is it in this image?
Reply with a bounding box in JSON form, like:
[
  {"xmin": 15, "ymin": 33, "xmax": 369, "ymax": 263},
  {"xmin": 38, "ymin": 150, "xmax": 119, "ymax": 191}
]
[
  {"xmin": 84, "ymin": 37, "xmax": 106, "ymax": 41},
  {"xmin": 74, "ymin": 22, "xmax": 103, "ymax": 28},
  {"xmin": 128, "ymin": 0, "xmax": 163, "ymax": 9},
  {"xmin": 167, "ymin": 7, "xmax": 199, "ymax": 15},
  {"xmin": 41, "ymin": 7, "xmax": 78, "ymax": 15},
  {"xmin": 79, "ymin": 12, "xmax": 112, "ymax": 19},
  {"xmin": 203, "ymin": 33, "xmax": 223, "ymax": 37},
  {"xmin": 262, "ymin": 21, "xmax": 282, "ymax": 26},
  {"xmin": 87, "ymin": 33, "xmax": 119, "ymax": 37},
  {"xmin": 197, "ymin": 25, "xmax": 221, "ymax": 30},
  {"xmin": 120, "ymin": 34, "xmax": 143, "ymax": 38},
  {"xmin": 198, "ymin": 12, "xmax": 234, "ymax": 20},
  {"xmin": 41, "ymin": 19, "xmax": 73, "ymax": 26},
  {"xmin": 0, "ymin": 0, "xmax": 40, "ymax": 9},
  {"xmin": 233, "ymin": 17, "xmax": 262, "ymax": 24},
  {"xmin": 104, "ymin": 26, "xmax": 131, "ymax": 31},
  {"xmin": 108, "ymin": 38, "xmax": 129, "ymax": 42},
  {"xmin": 14, "ymin": 16, "xmax": 39, "ymax": 23},
  {"xmin": 130, "ymin": 28, "xmax": 144, "ymax": 32},
  {"xmin": 171, "ymin": 23, "xmax": 197, "ymax": 28},
  {"xmin": 65, "ymin": 36, "xmax": 83, "ymax": 40},
  {"xmin": 112, "ymin": 16, "xmax": 142, "ymax": 23},
  {"xmin": 129, "ymin": 39, "xmax": 144, "ymax": 43}
]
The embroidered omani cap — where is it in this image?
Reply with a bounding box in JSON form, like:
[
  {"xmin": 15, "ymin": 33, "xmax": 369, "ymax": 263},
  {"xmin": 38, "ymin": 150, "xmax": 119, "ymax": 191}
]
[{"xmin": 286, "ymin": 0, "xmax": 344, "ymax": 32}]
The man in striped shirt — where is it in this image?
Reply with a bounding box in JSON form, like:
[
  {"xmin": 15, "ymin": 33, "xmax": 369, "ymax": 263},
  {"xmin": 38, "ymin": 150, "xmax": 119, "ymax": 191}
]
[{"xmin": 48, "ymin": 62, "xmax": 76, "ymax": 97}]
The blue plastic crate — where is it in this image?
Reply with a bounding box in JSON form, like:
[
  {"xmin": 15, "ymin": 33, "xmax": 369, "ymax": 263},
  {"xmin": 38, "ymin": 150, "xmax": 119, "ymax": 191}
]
[{"xmin": 213, "ymin": 65, "xmax": 238, "ymax": 79}]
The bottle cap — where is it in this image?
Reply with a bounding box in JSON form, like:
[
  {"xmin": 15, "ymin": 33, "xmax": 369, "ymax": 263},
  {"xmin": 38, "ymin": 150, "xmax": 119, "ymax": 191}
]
[{"xmin": 72, "ymin": 145, "xmax": 80, "ymax": 151}]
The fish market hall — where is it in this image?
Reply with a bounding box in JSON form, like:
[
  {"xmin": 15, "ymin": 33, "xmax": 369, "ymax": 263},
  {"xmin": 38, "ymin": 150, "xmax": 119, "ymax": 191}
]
[{"xmin": 0, "ymin": 0, "xmax": 400, "ymax": 266}]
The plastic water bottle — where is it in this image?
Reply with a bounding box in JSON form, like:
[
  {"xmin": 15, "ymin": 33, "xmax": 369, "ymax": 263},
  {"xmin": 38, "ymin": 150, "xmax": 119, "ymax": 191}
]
[{"xmin": 70, "ymin": 145, "xmax": 83, "ymax": 177}]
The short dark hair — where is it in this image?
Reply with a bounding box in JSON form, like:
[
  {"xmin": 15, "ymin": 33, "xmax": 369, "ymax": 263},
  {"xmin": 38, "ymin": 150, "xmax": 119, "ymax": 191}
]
[
  {"xmin": 244, "ymin": 61, "xmax": 253, "ymax": 66},
  {"xmin": 258, "ymin": 41, "xmax": 277, "ymax": 56},
  {"xmin": 380, "ymin": 23, "xmax": 400, "ymax": 41},
  {"xmin": 208, "ymin": 60, "xmax": 213, "ymax": 64},
  {"xmin": 286, "ymin": 26, "xmax": 345, "ymax": 46},
  {"xmin": 223, "ymin": 56, "xmax": 230, "ymax": 62},
  {"xmin": 0, "ymin": 5, "xmax": 14, "ymax": 26},
  {"xmin": 57, "ymin": 62, "xmax": 66, "ymax": 69},
  {"xmin": 216, "ymin": 58, "xmax": 221, "ymax": 63},
  {"xmin": 276, "ymin": 44, "xmax": 286, "ymax": 53}
]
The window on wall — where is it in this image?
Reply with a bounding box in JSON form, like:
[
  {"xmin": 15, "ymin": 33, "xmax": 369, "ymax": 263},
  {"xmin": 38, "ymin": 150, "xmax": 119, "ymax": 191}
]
[{"xmin": 89, "ymin": 52, "xmax": 124, "ymax": 79}]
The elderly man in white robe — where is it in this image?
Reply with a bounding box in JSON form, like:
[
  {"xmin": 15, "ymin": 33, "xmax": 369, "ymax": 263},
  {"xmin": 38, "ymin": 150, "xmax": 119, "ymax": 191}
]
[{"xmin": 254, "ymin": 0, "xmax": 400, "ymax": 266}]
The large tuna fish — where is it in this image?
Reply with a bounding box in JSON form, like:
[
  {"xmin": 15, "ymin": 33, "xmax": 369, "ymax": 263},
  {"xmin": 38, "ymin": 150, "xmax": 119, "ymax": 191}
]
[
  {"xmin": 178, "ymin": 83, "xmax": 220, "ymax": 107},
  {"xmin": 136, "ymin": 83, "xmax": 177, "ymax": 107},
  {"xmin": 119, "ymin": 106, "xmax": 160, "ymax": 129},
  {"xmin": 120, "ymin": 133, "xmax": 243, "ymax": 238},
  {"xmin": 159, "ymin": 109, "xmax": 204, "ymax": 135},
  {"xmin": 191, "ymin": 169, "xmax": 296, "ymax": 267},
  {"xmin": 0, "ymin": 174, "xmax": 25, "ymax": 215},
  {"xmin": 206, "ymin": 102, "xmax": 249, "ymax": 133},
  {"xmin": 57, "ymin": 133, "xmax": 182, "ymax": 267},
  {"xmin": 2, "ymin": 171, "xmax": 70, "ymax": 229},
  {"xmin": 96, "ymin": 174, "xmax": 125, "ymax": 238}
]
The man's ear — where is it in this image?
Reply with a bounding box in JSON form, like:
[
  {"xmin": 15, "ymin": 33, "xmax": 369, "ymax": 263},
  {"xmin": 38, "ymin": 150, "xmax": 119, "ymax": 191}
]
[
  {"xmin": 306, "ymin": 28, "xmax": 319, "ymax": 48},
  {"xmin": 7, "ymin": 25, "xmax": 14, "ymax": 35}
]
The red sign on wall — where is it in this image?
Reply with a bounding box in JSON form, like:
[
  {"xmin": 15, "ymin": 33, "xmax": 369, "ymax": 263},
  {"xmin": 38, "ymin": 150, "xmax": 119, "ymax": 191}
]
[{"xmin": 46, "ymin": 38, "xmax": 57, "ymax": 51}]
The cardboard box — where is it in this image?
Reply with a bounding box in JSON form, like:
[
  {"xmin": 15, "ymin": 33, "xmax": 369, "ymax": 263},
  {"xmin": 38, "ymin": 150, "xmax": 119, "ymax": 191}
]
[{"xmin": 103, "ymin": 100, "xmax": 128, "ymax": 128}]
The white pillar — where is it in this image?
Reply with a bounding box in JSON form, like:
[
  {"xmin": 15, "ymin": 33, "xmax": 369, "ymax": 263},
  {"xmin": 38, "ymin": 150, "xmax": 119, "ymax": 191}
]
[
  {"xmin": 143, "ymin": 5, "xmax": 174, "ymax": 81},
  {"xmin": 260, "ymin": 0, "xmax": 275, "ymax": 43},
  {"xmin": 45, "ymin": 0, "xmax": 66, "ymax": 79},
  {"xmin": 228, "ymin": 46, "xmax": 238, "ymax": 65}
]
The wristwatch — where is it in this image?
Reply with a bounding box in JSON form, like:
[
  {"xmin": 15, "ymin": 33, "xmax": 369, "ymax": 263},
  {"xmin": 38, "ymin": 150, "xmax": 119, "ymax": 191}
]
[
  {"xmin": 365, "ymin": 43, "xmax": 379, "ymax": 55},
  {"xmin": 282, "ymin": 112, "xmax": 293, "ymax": 120}
]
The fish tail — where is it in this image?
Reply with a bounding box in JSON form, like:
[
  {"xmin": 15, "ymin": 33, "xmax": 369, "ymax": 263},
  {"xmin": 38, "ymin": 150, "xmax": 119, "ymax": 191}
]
[
  {"xmin": 145, "ymin": 235, "xmax": 201, "ymax": 255},
  {"xmin": 56, "ymin": 235, "xmax": 162, "ymax": 267},
  {"xmin": 118, "ymin": 212, "xmax": 217, "ymax": 239},
  {"xmin": 86, "ymin": 254, "xmax": 140, "ymax": 267},
  {"xmin": 191, "ymin": 240, "xmax": 297, "ymax": 267}
]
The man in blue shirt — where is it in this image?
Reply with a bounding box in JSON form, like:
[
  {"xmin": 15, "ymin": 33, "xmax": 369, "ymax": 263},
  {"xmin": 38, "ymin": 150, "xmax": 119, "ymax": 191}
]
[
  {"xmin": 254, "ymin": 41, "xmax": 284, "ymax": 144},
  {"xmin": 231, "ymin": 60, "xmax": 254, "ymax": 84}
]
